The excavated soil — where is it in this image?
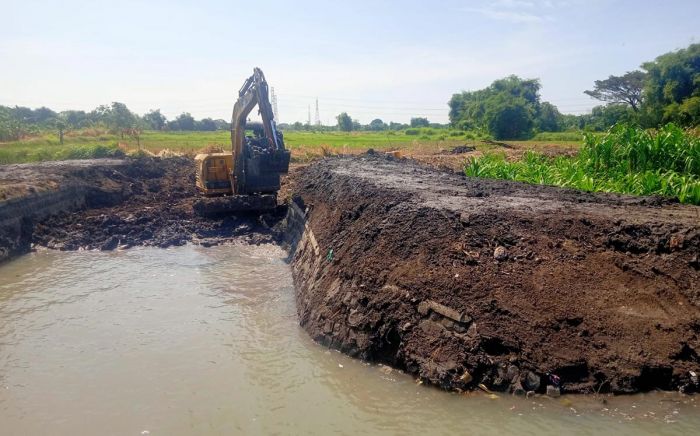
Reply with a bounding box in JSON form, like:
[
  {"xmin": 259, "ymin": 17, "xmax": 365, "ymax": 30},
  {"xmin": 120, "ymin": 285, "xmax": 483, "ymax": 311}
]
[
  {"xmin": 11, "ymin": 158, "xmax": 284, "ymax": 252},
  {"xmin": 290, "ymin": 153, "xmax": 700, "ymax": 395}
]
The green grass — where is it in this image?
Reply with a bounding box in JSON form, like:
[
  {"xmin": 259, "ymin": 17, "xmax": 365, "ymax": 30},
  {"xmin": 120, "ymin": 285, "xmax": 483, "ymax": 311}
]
[
  {"xmin": 532, "ymin": 131, "xmax": 585, "ymax": 142},
  {"xmin": 0, "ymin": 129, "xmax": 483, "ymax": 164},
  {"xmin": 465, "ymin": 123, "xmax": 700, "ymax": 204},
  {"xmin": 0, "ymin": 127, "xmax": 581, "ymax": 164},
  {"xmin": 0, "ymin": 143, "xmax": 124, "ymax": 164}
]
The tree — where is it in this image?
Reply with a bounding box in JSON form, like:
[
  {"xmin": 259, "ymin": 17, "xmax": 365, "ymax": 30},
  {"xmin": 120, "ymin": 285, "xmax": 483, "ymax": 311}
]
[
  {"xmin": 368, "ymin": 118, "xmax": 387, "ymax": 131},
  {"xmin": 196, "ymin": 118, "xmax": 217, "ymax": 131},
  {"xmin": 62, "ymin": 110, "xmax": 89, "ymax": 129},
  {"xmin": 641, "ymin": 43, "xmax": 700, "ymax": 126},
  {"xmin": 484, "ymin": 96, "xmax": 534, "ymax": 140},
  {"xmin": 584, "ymin": 71, "xmax": 645, "ymax": 112},
  {"xmin": 449, "ymin": 75, "xmax": 543, "ymax": 138},
  {"xmin": 336, "ymin": 112, "xmax": 353, "ymax": 131},
  {"xmin": 53, "ymin": 115, "xmax": 67, "ymax": 144},
  {"xmin": 109, "ymin": 102, "xmax": 136, "ymax": 138},
  {"xmin": 174, "ymin": 112, "xmax": 195, "ymax": 130},
  {"xmin": 143, "ymin": 109, "xmax": 167, "ymax": 130},
  {"xmin": 410, "ymin": 117, "xmax": 429, "ymax": 127},
  {"xmin": 536, "ymin": 102, "xmax": 562, "ymax": 132}
]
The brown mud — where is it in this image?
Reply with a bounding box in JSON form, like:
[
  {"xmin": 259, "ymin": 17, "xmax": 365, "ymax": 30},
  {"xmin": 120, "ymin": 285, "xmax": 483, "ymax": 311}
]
[
  {"xmin": 0, "ymin": 158, "xmax": 284, "ymax": 255},
  {"xmin": 290, "ymin": 153, "xmax": 700, "ymax": 395}
]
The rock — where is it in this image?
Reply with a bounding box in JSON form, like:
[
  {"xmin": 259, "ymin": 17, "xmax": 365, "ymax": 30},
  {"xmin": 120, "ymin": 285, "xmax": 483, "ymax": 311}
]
[
  {"xmin": 512, "ymin": 380, "xmax": 526, "ymax": 396},
  {"xmin": 546, "ymin": 385, "xmax": 561, "ymax": 397},
  {"xmin": 493, "ymin": 246, "xmax": 507, "ymax": 261},
  {"xmin": 100, "ymin": 236, "xmax": 119, "ymax": 251},
  {"xmin": 459, "ymin": 371, "xmax": 473, "ymax": 384},
  {"xmin": 523, "ymin": 371, "xmax": 541, "ymax": 391},
  {"xmin": 417, "ymin": 300, "xmax": 470, "ymax": 323},
  {"xmin": 506, "ymin": 365, "xmax": 520, "ymax": 382}
]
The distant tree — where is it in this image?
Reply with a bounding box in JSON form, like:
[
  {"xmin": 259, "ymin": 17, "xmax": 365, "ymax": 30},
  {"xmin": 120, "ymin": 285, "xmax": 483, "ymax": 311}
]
[
  {"xmin": 143, "ymin": 109, "xmax": 167, "ymax": 130},
  {"xmin": 410, "ymin": 117, "xmax": 429, "ymax": 127},
  {"xmin": 54, "ymin": 116, "xmax": 67, "ymax": 144},
  {"xmin": 484, "ymin": 95, "xmax": 534, "ymax": 140},
  {"xmin": 213, "ymin": 119, "xmax": 230, "ymax": 130},
  {"xmin": 352, "ymin": 119, "xmax": 362, "ymax": 131},
  {"xmin": 641, "ymin": 43, "xmax": 700, "ymax": 126},
  {"xmin": 388, "ymin": 121, "xmax": 408, "ymax": 130},
  {"xmin": 536, "ymin": 101, "xmax": 562, "ymax": 132},
  {"xmin": 450, "ymin": 75, "xmax": 543, "ymax": 139},
  {"xmin": 175, "ymin": 112, "xmax": 195, "ymax": 130},
  {"xmin": 336, "ymin": 112, "xmax": 353, "ymax": 131},
  {"xmin": 584, "ymin": 71, "xmax": 645, "ymax": 112},
  {"xmin": 368, "ymin": 118, "xmax": 387, "ymax": 131},
  {"xmin": 197, "ymin": 118, "xmax": 217, "ymax": 131},
  {"xmin": 109, "ymin": 102, "xmax": 136, "ymax": 138},
  {"xmin": 62, "ymin": 110, "xmax": 89, "ymax": 129}
]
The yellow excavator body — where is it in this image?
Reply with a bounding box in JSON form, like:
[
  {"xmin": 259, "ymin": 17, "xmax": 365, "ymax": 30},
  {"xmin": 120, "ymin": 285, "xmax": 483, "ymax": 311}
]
[{"xmin": 194, "ymin": 153, "xmax": 233, "ymax": 196}]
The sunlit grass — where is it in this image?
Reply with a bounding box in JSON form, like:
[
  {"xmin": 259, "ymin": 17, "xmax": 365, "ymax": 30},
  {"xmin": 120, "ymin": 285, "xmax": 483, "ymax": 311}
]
[{"xmin": 465, "ymin": 123, "xmax": 700, "ymax": 204}]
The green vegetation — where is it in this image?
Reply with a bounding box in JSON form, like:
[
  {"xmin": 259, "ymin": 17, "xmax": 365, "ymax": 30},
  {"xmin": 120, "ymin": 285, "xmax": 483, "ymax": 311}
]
[
  {"xmin": 0, "ymin": 143, "xmax": 124, "ymax": 164},
  {"xmin": 449, "ymin": 76, "xmax": 548, "ymax": 140},
  {"xmin": 465, "ymin": 123, "xmax": 700, "ymax": 204},
  {"xmin": 448, "ymin": 42, "xmax": 700, "ymax": 140},
  {"xmin": 0, "ymin": 128, "xmax": 493, "ymax": 164},
  {"xmin": 642, "ymin": 43, "xmax": 700, "ymax": 127}
]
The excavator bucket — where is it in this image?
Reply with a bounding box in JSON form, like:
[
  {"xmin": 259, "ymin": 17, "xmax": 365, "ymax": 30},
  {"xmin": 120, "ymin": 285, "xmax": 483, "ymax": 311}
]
[{"xmin": 192, "ymin": 194, "xmax": 277, "ymax": 217}]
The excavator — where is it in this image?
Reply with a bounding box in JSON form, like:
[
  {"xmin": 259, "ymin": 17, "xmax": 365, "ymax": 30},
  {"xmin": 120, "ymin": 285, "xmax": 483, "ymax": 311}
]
[{"xmin": 193, "ymin": 68, "xmax": 290, "ymax": 216}]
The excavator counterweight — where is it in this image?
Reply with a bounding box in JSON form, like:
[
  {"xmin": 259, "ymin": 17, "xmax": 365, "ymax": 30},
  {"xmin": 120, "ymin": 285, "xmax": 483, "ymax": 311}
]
[{"xmin": 194, "ymin": 68, "xmax": 290, "ymax": 216}]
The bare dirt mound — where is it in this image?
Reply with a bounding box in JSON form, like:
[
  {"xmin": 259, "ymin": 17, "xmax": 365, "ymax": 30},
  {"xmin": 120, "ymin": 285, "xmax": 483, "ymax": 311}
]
[
  {"xmin": 29, "ymin": 157, "xmax": 284, "ymax": 251},
  {"xmin": 290, "ymin": 154, "xmax": 700, "ymax": 395}
]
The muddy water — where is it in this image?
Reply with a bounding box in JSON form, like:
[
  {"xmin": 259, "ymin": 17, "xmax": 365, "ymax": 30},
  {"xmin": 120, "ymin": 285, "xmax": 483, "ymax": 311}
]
[{"xmin": 0, "ymin": 246, "xmax": 698, "ymax": 435}]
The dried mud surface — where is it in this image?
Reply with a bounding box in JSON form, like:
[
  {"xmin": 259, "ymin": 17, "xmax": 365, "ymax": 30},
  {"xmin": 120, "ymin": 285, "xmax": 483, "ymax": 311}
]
[
  {"xmin": 21, "ymin": 157, "xmax": 284, "ymax": 252},
  {"xmin": 291, "ymin": 153, "xmax": 700, "ymax": 395}
]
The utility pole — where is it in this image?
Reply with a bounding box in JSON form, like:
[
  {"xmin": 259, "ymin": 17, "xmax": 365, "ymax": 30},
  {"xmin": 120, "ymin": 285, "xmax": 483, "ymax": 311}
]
[
  {"xmin": 314, "ymin": 98, "xmax": 320, "ymax": 127},
  {"xmin": 307, "ymin": 105, "xmax": 311, "ymax": 126},
  {"xmin": 270, "ymin": 87, "xmax": 279, "ymax": 121}
]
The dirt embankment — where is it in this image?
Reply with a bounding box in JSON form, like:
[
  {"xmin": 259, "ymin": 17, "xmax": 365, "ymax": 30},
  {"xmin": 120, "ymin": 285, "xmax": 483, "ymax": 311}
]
[
  {"xmin": 0, "ymin": 157, "xmax": 284, "ymax": 259},
  {"xmin": 290, "ymin": 153, "xmax": 700, "ymax": 395}
]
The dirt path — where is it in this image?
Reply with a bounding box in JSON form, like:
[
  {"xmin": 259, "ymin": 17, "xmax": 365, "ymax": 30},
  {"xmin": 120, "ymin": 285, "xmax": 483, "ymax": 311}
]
[{"xmin": 290, "ymin": 153, "xmax": 700, "ymax": 394}]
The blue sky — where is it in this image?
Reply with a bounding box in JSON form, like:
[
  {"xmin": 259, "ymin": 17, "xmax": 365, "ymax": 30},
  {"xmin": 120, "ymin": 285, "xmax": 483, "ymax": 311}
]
[{"xmin": 1, "ymin": 0, "xmax": 698, "ymax": 124}]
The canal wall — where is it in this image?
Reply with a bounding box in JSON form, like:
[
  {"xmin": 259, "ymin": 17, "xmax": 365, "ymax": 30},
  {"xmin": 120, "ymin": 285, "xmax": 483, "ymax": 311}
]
[
  {"xmin": 286, "ymin": 154, "xmax": 700, "ymax": 395},
  {"xmin": 0, "ymin": 187, "xmax": 89, "ymax": 263}
]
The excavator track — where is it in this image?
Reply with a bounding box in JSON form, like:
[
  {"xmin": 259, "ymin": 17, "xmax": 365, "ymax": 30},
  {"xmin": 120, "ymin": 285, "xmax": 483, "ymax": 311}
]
[{"xmin": 192, "ymin": 194, "xmax": 277, "ymax": 217}]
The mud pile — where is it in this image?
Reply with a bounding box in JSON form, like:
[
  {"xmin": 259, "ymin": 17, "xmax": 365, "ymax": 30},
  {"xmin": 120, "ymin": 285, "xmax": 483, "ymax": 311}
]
[
  {"xmin": 290, "ymin": 154, "xmax": 700, "ymax": 394},
  {"xmin": 22, "ymin": 157, "xmax": 284, "ymax": 252}
]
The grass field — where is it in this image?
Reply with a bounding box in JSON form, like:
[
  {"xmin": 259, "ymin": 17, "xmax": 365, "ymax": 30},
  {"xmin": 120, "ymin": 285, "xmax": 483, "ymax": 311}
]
[{"xmin": 0, "ymin": 129, "xmax": 582, "ymax": 164}]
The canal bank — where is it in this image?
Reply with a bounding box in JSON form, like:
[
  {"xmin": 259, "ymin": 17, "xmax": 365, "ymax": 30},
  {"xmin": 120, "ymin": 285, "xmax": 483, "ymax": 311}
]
[{"xmin": 1, "ymin": 155, "xmax": 699, "ymax": 395}]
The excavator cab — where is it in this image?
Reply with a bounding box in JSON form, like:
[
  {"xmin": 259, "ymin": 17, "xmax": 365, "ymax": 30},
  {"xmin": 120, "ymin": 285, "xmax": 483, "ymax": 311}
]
[{"xmin": 194, "ymin": 68, "xmax": 290, "ymax": 215}]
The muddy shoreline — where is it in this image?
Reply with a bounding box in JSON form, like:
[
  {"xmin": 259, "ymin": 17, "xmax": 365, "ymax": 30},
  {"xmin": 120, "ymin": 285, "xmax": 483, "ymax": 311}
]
[{"xmin": 1, "ymin": 155, "xmax": 699, "ymax": 395}]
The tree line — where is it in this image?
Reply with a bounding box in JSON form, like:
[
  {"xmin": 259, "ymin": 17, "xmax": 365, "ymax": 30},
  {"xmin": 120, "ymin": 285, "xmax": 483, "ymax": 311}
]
[
  {"xmin": 448, "ymin": 42, "xmax": 700, "ymax": 140},
  {"xmin": 0, "ymin": 103, "xmax": 229, "ymax": 142}
]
